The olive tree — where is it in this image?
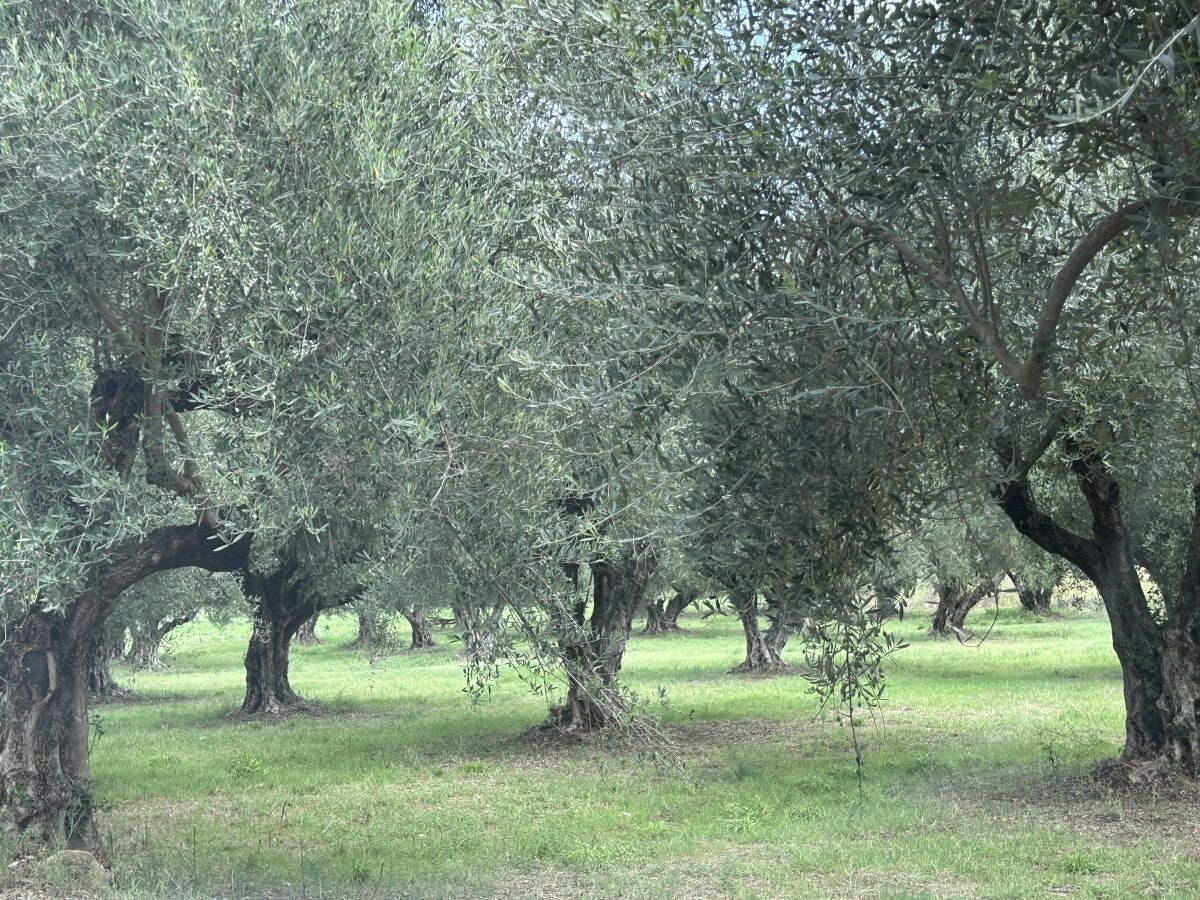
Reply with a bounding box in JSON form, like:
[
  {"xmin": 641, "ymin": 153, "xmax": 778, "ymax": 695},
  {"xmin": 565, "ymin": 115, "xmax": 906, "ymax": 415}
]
[{"xmin": 0, "ymin": 0, "xmax": 504, "ymax": 845}]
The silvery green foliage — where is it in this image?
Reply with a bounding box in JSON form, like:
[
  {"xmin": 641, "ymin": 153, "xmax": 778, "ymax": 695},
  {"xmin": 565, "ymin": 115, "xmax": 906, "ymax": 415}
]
[
  {"xmin": 0, "ymin": 1, "xmax": 509, "ymax": 613},
  {"xmin": 469, "ymin": 0, "xmax": 1200, "ymax": 717}
]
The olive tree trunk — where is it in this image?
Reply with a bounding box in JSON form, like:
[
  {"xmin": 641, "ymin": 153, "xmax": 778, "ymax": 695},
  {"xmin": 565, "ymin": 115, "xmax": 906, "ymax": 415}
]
[
  {"xmin": 0, "ymin": 521, "xmax": 250, "ymax": 849},
  {"xmin": 86, "ymin": 638, "xmax": 125, "ymax": 702},
  {"xmin": 125, "ymin": 612, "xmax": 195, "ymax": 670},
  {"xmin": 926, "ymin": 580, "xmax": 990, "ymax": 639},
  {"xmin": 730, "ymin": 590, "xmax": 786, "ymax": 674},
  {"xmin": 641, "ymin": 595, "xmax": 671, "ymax": 635},
  {"xmin": 401, "ymin": 606, "xmax": 435, "ymax": 649},
  {"xmin": 346, "ymin": 611, "xmax": 393, "ymax": 652},
  {"xmin": 663, "ymin": 589, "xmax": 695, "ymax": 630},
  {"xmin": 237, "ymin": 566, "xmax": 314, "ymax": 715},
  {"xmin": 549, "ymin": 544, "xmax": 658, "ymax": 730},
  {"xmin": 294, "ymin": 612, "xmax": 321, "ymax": 646},
  {"xmin": 995, "ymin": 437, "xmax": 1200, "ymax": 774},
  {"xmin": 452, "ymin": 597, "xmax": 503, "ymax": 663},
  {"xmin": 1007, "ymin": 571, "xmax": 1053, "ymax": 614}
]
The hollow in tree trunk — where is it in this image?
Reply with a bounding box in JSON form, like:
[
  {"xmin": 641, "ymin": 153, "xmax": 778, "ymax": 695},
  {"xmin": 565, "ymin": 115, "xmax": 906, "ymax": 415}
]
[
  {"xmin": 729, "ymin": 590, "xmax": 787, "ymax": 674},
  {"xmin": 926, "ymin": 580, "xmax": 990, "ymax": 639},
  {"xmin": 549, "ymin": 544, "xmax": 658, "ymax": 730},
  {"xmin": 294, "ymin": 612, "xmax": 321, "ymax": 646},
  {"xmin": 401, "ymin": 606, "xmax": 435, "ymax": 649}
]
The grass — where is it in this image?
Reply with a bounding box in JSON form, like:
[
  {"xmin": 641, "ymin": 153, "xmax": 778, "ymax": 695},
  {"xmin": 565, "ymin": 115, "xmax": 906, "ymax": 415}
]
[{"xmin": 69, "ymin": 605, "xmax": 1200, "ymax": 898}]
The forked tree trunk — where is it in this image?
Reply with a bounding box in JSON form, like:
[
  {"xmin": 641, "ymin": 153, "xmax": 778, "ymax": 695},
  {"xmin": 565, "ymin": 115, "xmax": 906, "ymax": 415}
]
[
  {"xmin": 549, "ymin": 544, "xmax": 658, "ymax": 730},
  {"xmin": 994, "ymin": 437, "xmax": 1200, "ymax": 773},
  {"xmin": 927, "ymin": 580, "xmax": 990, "ymax": 639},
  {"xmin": 663, "ymin": 589, "xmax": 694, "ymax": 629},
  {"xmin": 401, "ymin": 606, "xmax": 435, "ymax": 649},
  {"xmin": 730, "ymin": 590, "xmax": 786, "ymax": 674},
  {"xmin": 641, "ymin": 596, "xmax": 670, "ymax": 635},
  {"xmin": 1007, "ymin": 571, "xmax": 1053, "ymax": 614},
  {"xmin": 294, "ymin": 612, "xmax": 321, "ymax": 646}
]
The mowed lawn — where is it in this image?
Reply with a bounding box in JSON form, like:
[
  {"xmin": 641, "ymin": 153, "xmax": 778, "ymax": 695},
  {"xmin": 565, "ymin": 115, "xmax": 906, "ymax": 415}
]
[{"xmin": 78, "ymin": 607, "xmax": 1200, "ymax": 899}]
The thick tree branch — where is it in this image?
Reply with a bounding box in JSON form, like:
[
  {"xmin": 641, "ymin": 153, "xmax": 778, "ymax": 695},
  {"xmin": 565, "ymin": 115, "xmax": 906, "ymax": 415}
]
[
  {"xmin": 835, "ymin": 214, "xmax": 1027, "ymax": 385},
  {"xmin": 840, "ymin": 196, "xmax": 1199, "ymax": 398},
  {"xmin": 1025, "ymin": 197, "xmax": 1197, "ymax": 393},
  {"xmin": 990, "ymin": 434, "xmax": 1101, "ymax": 579}
]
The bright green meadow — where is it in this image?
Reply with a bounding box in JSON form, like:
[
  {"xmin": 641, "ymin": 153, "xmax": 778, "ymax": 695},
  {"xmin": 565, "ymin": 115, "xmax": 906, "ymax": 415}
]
[{"xmin": 65, "ymin": 607, "xmax": 1200, "ymax": 898}]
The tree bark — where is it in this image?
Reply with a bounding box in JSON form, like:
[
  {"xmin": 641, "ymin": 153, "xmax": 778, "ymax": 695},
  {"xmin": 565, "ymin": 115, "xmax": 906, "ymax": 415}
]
[
  {"xmin": 926, "ymin": 580, "xmax": 990, "ymax": 639},
  {"xmin": 993, "ymin": 435, "xmax": 1200, "ymax": 772},
  {"xmin": 294, "ymin": 612, "xmax": 321, "ymax": 646},
  {"xmin": 238, "ymin": 567, "xmax": 314, "ymax": 715},
  {"xmin": 452, "ymin": 597, "xmax": 503, "ymax": 663},
  {"xmin": 125, "ymin": 612, "xmax": 195, "ymax": 670},
  {"xmin": 0, "ymin": 521, "xmax": 251, "ymax": 849},
  {"xmin": 729, "ymin": 590, "xmax": 787, "ymax": 674},
  {"xmin": 763, "ymin": 598, "xmax": 791, "ymax": 658},
  {"xmin": 346, "ymin": 611, "xmax": 393, "ymax": 652},
  {"xmin": 1007, "ymin": 570, "xmax": 1053, "ymax": 614},
  {"xmin": 548, "ymin": 543, "xmax": 658, "ymax": 730},
  {"xmin": 641, "ymin": 595, "xmax": 671, "ymax": 635},
  {"xmin": 663, "ymin": 589, "xmax": 694, "ymax": 630},
  {"xmin": 86, "ymin": 638, "xmax": 125, "ymax": 702},
  {"xmin": 401, "ymin": 606, "xmax": 435, "ymax": 649}
]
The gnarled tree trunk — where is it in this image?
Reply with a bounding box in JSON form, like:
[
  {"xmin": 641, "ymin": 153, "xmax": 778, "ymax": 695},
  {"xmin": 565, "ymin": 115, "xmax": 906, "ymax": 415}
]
[
  {"xmin": 126, "ymin": 612, "xmax": 195, "ymax": 670},
  {"xmin": 1007, "ymin": 571, "xmax": 1053, "ymax": 614},
  {"xmin": 294, "ymin": 612, "xmax": 321, "ymax": 646},
  {"xmin": 401, "ymin": 606, "xmax": 435, "ymax": 649},
  {"xmin": 238, "ymin": 567, "xmax": 314, "ymax": 716},
  {"xmin": 730, "ymin": 590, "xmax": 786, "ymax": 674},
  {"xmin": 86, "ymin": 637, "xmax": 125, "ymax": 702},
  {"xmin": 0, "ymin": 601, "xmax": 102, "ymax": 850},
  {"xmin": 663, "ymin": 589, "xmax": 694, "ymax": 630},
  {"xmin": 641, "ymin": 595, "xmax": 671, "ymax": 635},
  {"xmin": 452, "ymin": 597, "xmax": 503, "ymax": 663},
  {"xmin": 994, "ymin": 436, "xmax": 1200, "ymax": 773},
  {"xmin": 927, "ymin": 580, "xmax": 990, "ymax": 639},
  {"xmin": 549, "ymin": 544, "xmax": 658, "ymax": 730},
  {"xmin": 0, "ymin": 521, "xmax": 251, "ymax": 849},
  {"xmin": 346, "ymin": 611, "xmax": 393, "ymax": 652},
  {"xmin": 763, "ymin": 598, "xmax": 791, "ymax": 659}
]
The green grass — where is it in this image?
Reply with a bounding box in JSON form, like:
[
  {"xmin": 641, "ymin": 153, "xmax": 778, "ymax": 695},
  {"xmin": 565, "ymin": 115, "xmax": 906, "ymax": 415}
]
[{"xmin": 80, "ymin": 607, "xmax": 1200, "ymax": 898}]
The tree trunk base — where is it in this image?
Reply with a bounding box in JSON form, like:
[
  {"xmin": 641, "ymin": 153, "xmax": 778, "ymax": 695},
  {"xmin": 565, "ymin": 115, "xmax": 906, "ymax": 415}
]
[
  {"xmin": 1091, "ymin": 756, "xmax": 1187, "ymax": 791},
  {"xmin": 728, "ymin": 657, "xmax": 789, "ymax": 676},
  {"xmin": 229, "ymin": 694, "xmax": 322, "ymax": 719}
]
